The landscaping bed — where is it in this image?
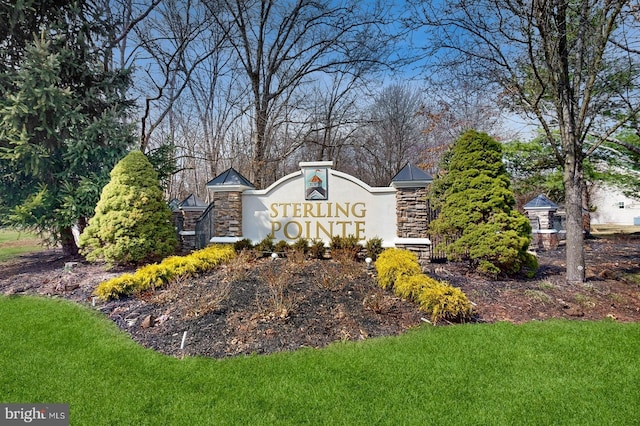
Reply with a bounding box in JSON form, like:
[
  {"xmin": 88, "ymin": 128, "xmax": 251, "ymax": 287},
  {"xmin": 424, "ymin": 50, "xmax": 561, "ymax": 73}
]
[{"xmin": 1, "ymin": 235, "xmax": 639, "ymax": 358}]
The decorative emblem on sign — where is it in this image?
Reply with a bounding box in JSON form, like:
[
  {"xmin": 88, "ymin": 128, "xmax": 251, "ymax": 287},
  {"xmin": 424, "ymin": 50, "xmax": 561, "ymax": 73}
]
[{"xmin": 305, "ymin": 168, "xmax": 328, "ymax": 200}]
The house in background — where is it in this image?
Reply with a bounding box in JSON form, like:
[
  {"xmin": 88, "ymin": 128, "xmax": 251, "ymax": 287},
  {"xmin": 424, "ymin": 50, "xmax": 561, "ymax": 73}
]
[{"xmin": 590, "ymin": 184, "xmax": 640, "ymax": 225}]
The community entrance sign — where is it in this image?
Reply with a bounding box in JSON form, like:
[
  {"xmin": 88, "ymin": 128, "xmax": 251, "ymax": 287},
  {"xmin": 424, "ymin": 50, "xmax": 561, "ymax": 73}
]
[
  {"xmin": 241, "ymin": 161, "xmax": 397, "ymax": 244},
  {"xmin": 176, "ymin": 161, "xmax": 433, "ymax": 258}
]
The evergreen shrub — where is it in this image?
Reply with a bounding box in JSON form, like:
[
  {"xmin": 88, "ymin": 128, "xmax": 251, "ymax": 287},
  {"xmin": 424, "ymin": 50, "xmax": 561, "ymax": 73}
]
[
  {"xmin": 79, "ymin": 151, "xmax": 177, "ymax": 265},
  {"xmin": 428, "ymin": 130, "xmax": 536, "ymax": 277},
  {"xmin": 254, "ymin": 234, "xmax": 275, "ymax": 253},
  {"xmin": 309, "ymin": 239, "xmax": 326, "ymax": 259},
  {"xmin": 394, "ymin": 273, "xmax": 441, "ymax": 301},
  {"xmin": 417, "ymin": 283, "xmax": 473, "ymax": 324},
  {"xmin": 94, "ymin": 244, "xmax": 234, "ymax": 300},
  {"xmin": 274, "ymin": 239, "xmax": 290, "ymax": 253},
  {"xmin": 291, "ymin": 237, "xmax": 310, "ymax": 254},
  {"xmin": 234, "ymin": 238, "xmax": 254, "ymax": 253},
  {"xmin": 364, "ymin": 236, "xmax": 384, "ymax": 260},
  {"xmin": 375, "ymin": 248, "xmax": 422, "ymax": 289},
  {"xmin": 375, "ymin": 248, "xmax": 473, "ymax": 323},
  {"xmin": 330, "ymin": 234, "xmax": 362, "ymax": 262}
]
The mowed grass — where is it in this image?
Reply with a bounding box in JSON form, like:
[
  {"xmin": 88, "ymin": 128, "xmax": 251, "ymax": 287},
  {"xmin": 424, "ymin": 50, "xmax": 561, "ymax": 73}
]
[
  {"xmin": 590, "ymin": 224, "xmax": 640, "ymax": 235},
  {"xmin": 1, "ymin": 296, "xmax": 638, "ymax": 425},
  {"xmin": 0, "ymin": 228, "xmax": 45, "ymax": 262}
]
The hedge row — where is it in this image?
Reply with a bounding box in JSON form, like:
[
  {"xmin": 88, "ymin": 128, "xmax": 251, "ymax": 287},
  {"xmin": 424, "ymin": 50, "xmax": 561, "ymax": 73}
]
[
  {"xmin": 374, "ymin": 248, "xmax": 473, "ymax": 323},
  {"xmin": 94, "ymin": 245, "xmax": 235, "ymax": 300}
]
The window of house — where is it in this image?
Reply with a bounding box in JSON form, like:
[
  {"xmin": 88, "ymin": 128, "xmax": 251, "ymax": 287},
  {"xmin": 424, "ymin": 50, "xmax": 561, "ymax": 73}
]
[{"xmin": 618, "ymin": 201, "xmax": 625, "ymax": 209}]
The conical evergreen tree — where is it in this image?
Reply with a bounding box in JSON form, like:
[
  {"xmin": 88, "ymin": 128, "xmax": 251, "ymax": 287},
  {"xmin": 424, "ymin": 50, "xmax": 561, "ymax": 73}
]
[
  {"xmin": 79, "ymin": 151, "xmax": 177, "ymax": 265},
  {"xmin": 429, "ymin": 130, "xmax": 537, "ymax": 276}
]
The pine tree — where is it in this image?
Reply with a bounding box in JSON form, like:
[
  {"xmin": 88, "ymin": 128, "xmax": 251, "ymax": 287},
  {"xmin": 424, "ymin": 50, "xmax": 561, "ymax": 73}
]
[
  {"xmin": 0, "ymin": 1, "xmax": 134, "ymax": 255},
  {"xmin": 429, "ymin": 130, "xmax": 537, "ymax": 277},
  {"xmin": 79, "ymin": 151, "xmax": 177, "ymax": 265}
]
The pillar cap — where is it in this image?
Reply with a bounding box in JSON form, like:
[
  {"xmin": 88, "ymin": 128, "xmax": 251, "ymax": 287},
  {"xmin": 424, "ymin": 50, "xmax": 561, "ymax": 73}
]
[
  {"xmin": 390, "ymin": 163, "xmax": 433, "ymax": 188},
  {"xmin": 206, "ymin": 167, "xmax": 255, "ymax": 192}
]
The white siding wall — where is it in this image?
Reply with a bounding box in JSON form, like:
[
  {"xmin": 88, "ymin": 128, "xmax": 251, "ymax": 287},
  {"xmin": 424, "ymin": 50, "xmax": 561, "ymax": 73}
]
[{"xmin": 590, "ymin": 184, "xmax": 640, "ymax": 225}]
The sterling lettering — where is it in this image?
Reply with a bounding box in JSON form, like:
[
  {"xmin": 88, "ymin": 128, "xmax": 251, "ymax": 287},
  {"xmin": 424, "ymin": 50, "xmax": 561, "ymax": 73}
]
[
  {"xmin": 269, "ymin": 202, "xmax": 367, "ymax": 240},
  {"xmin": 269, "ymin": 202, "xmax": 366, "ymax": 218}
]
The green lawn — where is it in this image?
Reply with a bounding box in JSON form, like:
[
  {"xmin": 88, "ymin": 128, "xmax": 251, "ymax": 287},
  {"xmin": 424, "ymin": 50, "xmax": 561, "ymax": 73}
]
[
  {"xmin": 0, "ymin": 296, "xmax": 638, "ymax": 425},
  {"xmin": 590, "ymin": 224, "xmax": 640, "ymax": 235},
  {"xmin": 0, "ymin": 228, "xmax": 45, "ymax": 262}
]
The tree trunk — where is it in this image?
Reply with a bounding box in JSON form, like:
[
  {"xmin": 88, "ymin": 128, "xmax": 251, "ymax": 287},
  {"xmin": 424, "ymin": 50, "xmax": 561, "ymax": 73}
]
[
  {"xmin": 60, "ymin": 226, "xmax": 79, "ymax": 256},
  {"xmin": 563, "ymin": 150, "xmax": 586, "ymax": 284},
  {"xmin": 252, "ymin": 103, "xmax": 268, "ymax": 189}
]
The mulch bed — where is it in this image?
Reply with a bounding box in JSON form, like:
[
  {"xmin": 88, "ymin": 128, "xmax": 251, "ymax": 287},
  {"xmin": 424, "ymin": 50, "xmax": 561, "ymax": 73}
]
[{"xmin": 1, "ymin": 235, "xmax": 639, "ymax": 358}]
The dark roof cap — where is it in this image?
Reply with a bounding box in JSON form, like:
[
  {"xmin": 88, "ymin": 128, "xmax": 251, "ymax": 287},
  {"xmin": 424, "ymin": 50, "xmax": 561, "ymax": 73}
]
[
  {"xmin": 523, "ymin": 194, "xmax": 559, "ymax": 210},
  {"xmin": 206, "ymin": 167, "xmax": 255, "ymax": 188},
  {"xmin": 178, "ymin": 193, "xmax": 207, "ymax": 208},
  {"xmin": 390, "ymin": 163, "xmax": 433, "ymax": 186}
]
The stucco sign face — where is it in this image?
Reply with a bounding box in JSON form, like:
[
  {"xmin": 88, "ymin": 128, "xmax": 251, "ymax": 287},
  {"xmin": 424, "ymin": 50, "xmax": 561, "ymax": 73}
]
[{"xmin": 241, "ymin": 161, "xmax": 397, "ymax": 245}]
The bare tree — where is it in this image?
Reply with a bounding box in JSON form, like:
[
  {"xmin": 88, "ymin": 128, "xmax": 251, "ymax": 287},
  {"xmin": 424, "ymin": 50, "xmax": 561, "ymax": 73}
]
[
  {"xmin": 410, "ymin": 0, "xmax": 640, "ymax": 283},
  {"xmin": 417, "ymin": 79, "xmax": 505, "ymax": 174},
  {"xmin": 133, "ymin": 0, "xmax": 233, "ymax": 152},
  {"xmin": 354, "ymin": 83, "xmax": 425, "ymax": 186},
  {"xmin": 293, "ymin": 73, "xmax": 364, "ymax": 167},
  {"xmin": 103, "ymin": 0, "xmax": 163, "ymax": 70},
  {"xmin": 206, "ymin": 0, "xmax": 395, "ymax": 188}
]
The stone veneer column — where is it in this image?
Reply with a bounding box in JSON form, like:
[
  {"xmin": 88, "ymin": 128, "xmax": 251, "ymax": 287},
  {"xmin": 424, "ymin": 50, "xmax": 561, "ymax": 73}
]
[
  {"xmin": 176, "ymin": 208, "xmax": 206, "ymax": 253},
  {"xmin": 394, "ymin": 186, "xmax": 431, "ymax": 263},
  {"xmin": 525, "ymin": 209, "xmax": 559, "ymax": 250},
  {"xmin": 213, "ymin": 191, "xmax": 243, "ymax": 237},
  {"xmin": 396, "ymin": 187, "xmax": 429, "ymax": 238}
]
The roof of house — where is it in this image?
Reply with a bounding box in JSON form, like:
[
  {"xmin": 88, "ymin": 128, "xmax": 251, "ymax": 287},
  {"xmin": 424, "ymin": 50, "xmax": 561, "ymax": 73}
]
[
  {"xmin": 206, "ymin": 167, "xmax": 255, "ymax": 189},
  {"xmin": 523, "ymin": 194, "xmax": 559, "ymax": 210},
  {"xmin": 178, "ymin": 193, "xmax": 207, "ymax": 208}
]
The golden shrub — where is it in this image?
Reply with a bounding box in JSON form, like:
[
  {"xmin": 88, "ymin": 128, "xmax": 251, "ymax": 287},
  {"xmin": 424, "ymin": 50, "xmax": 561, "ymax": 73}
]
[
  {"xmin": 417, "ymin": 282, "xmax": 473, "ymax": 324},
  {"xmin": 93, "ymin": 273, "xmax": 138, "ymax": 300},
  {"xmin": 94, "ymin": 244, "xmax": 235, "ymax": 300},
  {"xmin": 394, "ymin": 273, "xmax": 440, "ymax": 301},
  {"xmin": 374, "ymin": 248, "xmax": 422, "ymax": 290}
]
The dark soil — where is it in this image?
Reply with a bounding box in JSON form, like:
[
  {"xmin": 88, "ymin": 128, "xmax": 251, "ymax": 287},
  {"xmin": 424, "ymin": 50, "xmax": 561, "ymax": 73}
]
[{"xmin": 1, "ymin": 236, "xmax": 639, "ymax": 359}]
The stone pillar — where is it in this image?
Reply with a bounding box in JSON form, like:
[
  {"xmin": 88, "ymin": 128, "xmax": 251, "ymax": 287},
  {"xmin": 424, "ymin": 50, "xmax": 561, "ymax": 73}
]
[
  {"xmin": 206, "ymin": 168, "xmax": 253, "ymax": 245},
  {"xmin": 177, "ymin": 207, "xmax": 206, "ymax": 253},
  {"xmin": 213, "ymin": 191, "xmax": 242, "ymax": 237},
  {"xmin": 396, "ymin": 187, "xmax": 429, "ymax": 238},
  {"xmin": 526, "ymin": 209, "xmax": 559, "ymax": 250},
  {"xmin": 394, "ymin": 186, "xmax": 431, "ymax": 263}
]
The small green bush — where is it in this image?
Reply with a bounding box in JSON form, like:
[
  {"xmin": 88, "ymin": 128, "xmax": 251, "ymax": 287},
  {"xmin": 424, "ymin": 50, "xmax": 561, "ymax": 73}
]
[
  {"xmin": 309, "ymin": 239, "xmax": 326, "ymax": 259},
  {"xmin": 79, "ymin": 150, "xmax": 177, "ymax": 266},
  {"xmin": 364, "ymin": 237, "xmax": 384, "ymax": 261},
  {"xmin": 254, "ymin": 234, "xmax": 275, "ymax": 253},
  {"xmin": 375, "ymin": 248, "xmax": 422, "ymax": 289},
  {"xmin": 375, "ymin": 248, "xmax": 473, "ymax": 323},
  {"xmin": 330, "ymin": 234, "xmax": 361, "ymax": 250},
  {"xmin": 274, "ymin": 239, "xmax": 290, "ymax": 253},
  {"xmin": 234, "ymin": 238, "xmax": 254, "ymax": 253},
  {"xmin": 522, "ymin": 251, "xmax": 539, "ymax": 278},
  {"xmin": 394, "ymin": 273, "xmax": 442, "ymax": 301},
  {"xmin": 291, "ymin": 237, "xmax": 310, "ymax": 254},
  {"xmin": 330, "ymin": 234, "xmax": 362, "ymax": 262},
  {"xmin": 94, "ymin": 244, "xmax": 235, "ymax": 300}
]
